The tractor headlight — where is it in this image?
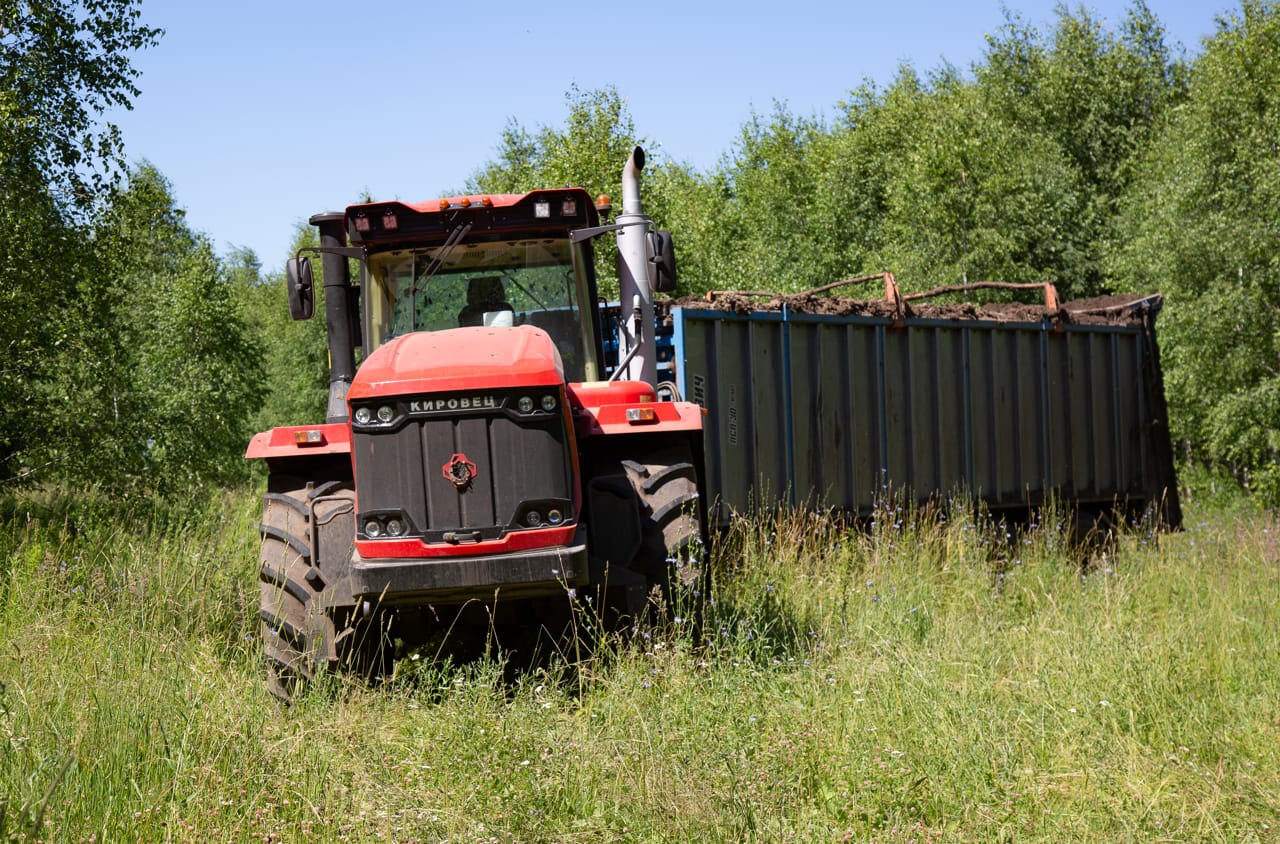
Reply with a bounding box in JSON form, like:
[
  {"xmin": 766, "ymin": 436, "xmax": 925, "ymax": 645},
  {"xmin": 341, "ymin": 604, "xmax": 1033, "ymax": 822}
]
[{"xmin": 354, "ymin": 407, "xmax": 372, "ymax": 425}]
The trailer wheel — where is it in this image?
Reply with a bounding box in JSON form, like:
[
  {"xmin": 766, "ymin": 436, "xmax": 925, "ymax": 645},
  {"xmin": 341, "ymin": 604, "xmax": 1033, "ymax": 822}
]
[
  {"xmin": 622, "ymin": 444, "xmax": 707, "ymax": 624},
  {"xmin": 258, "ymin": 484, "xmax": 384, "ymax": 702}
]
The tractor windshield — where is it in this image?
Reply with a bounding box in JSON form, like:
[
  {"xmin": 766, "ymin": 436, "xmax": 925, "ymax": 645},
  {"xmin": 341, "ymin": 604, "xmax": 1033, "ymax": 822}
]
[{"xmin": 363, "ymin": 237, "xmax": 601, "ymax": 381}]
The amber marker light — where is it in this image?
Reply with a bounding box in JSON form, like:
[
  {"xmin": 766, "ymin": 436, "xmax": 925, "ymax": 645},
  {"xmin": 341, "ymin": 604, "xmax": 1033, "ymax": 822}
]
[
  {"xmin": 438, "ymin": 199, "xmax": 450, "ymax": 210},
  {"xmin": 625, "ymin": 407, "xmax": 658, "ymax": 424},
  {"xmin": 460, "ymin": 197, "xmax": 471, "ymax": 208},
  {"xmin": 293, "ymin": 429, "xmax": 327, "ymax": 446},
  {"xmin": 481, "ymin": 196, "xmax": 493, "ymax": 207}
]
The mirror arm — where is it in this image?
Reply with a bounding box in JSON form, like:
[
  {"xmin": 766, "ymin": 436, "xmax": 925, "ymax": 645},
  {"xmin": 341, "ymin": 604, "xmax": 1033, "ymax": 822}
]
[
  {"xmin": 569, "ymin": 219, "xmax": 649, "ymax": 244},
  {"xmin": 294, "ymin": 245, "xmax": 365, "ymax": 261}
]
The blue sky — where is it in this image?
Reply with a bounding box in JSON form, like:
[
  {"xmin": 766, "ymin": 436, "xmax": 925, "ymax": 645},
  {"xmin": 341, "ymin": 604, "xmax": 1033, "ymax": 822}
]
[{"xmin": 106, "ymin": 1, "xmax": 1225, "ymax": 271}]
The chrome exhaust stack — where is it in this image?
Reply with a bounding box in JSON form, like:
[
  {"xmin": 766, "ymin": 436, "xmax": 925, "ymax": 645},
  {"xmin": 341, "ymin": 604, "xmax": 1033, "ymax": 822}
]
[{"xmin": 615, "ymin": 146, "xmax": 657, "ymax": 386}]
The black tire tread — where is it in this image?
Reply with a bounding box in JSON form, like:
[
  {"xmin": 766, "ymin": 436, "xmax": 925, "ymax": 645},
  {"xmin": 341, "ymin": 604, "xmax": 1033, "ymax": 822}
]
[
  {"xmin": 257, "ymin": 484, "xmax": 379, "ymax": 702},
  {"xmin": 259, "ymin": 561, "xmax": 311, "ymax": 606},
  {"xmin": 263, "ymin": 491, "xmax": 310, "ymax": 519},
  {"xmin": 622, "ymin": 443, "xmax": 706, "ymax": 618},
  {"xmin": 257, "ymin": 522, "xmax": 311, "ymax": 563},
  {"xmin": 638, "ymin": 461, "xmax": 697, "ymax": 496}
]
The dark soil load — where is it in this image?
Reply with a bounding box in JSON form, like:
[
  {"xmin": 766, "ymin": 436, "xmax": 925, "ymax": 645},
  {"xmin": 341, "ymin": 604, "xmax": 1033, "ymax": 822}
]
[{"xmin": 667, "ymin": 289, "xmax": 1160, "ymax": 327}]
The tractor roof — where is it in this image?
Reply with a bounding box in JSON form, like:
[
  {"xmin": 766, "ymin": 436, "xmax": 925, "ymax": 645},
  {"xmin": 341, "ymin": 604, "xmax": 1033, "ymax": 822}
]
[{"xmin": 345, "ymin": 187, "xmax": 602, "ymax": 245}]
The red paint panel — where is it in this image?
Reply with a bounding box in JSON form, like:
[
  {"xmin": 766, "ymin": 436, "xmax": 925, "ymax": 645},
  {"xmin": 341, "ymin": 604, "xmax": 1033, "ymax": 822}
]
[
  {"xmin": 349, "ymin": 326, "xmax": 563, "ymax": 400},
  {"xmin": 567, "ymin": 380, "xmax": 656, "ymax": 409},
  {"xmin": 573, "ymin": 400, "xmax": 705, "ymax": 438},
  {"xmin": 355, "ymin": 523, "xmax": 578, "ymax": 560},
  {"xmin": 244, "ymin": 423, "xmax": 351, "ymax": 459}
]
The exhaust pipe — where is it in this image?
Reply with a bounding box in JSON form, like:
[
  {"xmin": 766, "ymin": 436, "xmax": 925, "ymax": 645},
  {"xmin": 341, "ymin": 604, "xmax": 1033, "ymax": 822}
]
[
  {"xmin": 621, "ymin": 146, "xmax": 645, "ymax": 216},
  {"xmin": 311, "ymin": 212, "xmax": 356, "ymax": 423},
  {"xmin": 615, "ymin": 146, "xmax": 656, "ymax": 386}
]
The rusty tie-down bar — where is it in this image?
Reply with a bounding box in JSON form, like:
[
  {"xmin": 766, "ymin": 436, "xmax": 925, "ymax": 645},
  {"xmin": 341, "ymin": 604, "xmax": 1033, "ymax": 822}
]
[
  {"xmin": 901, "ymin": 280, "xmax": 1060, "ymax": 310},
  {"xmin": 901, "ymin": 280, "xmax": 1062, "ymax": 330}
]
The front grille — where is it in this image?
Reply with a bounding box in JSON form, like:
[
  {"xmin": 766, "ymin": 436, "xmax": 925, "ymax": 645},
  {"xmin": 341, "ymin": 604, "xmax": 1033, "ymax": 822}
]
[{"xmin": 352, "ymin": 395, "xmax": 573, "ymax": 543}]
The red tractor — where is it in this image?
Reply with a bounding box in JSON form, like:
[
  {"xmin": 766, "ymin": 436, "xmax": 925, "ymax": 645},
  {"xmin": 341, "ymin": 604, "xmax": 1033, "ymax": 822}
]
[{"xmin": 247, "ymin": 148, "xmax": 706, "ymax": 699}]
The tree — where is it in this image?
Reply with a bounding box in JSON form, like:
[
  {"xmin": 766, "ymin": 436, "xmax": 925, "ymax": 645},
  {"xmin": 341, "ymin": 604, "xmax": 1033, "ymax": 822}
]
[
  {"xmin": 46, "ymin": 165, "xmax": 264, "ymax": 490},
  {"xmin": 976, "ymin": 1, "xmax": 1187, "ymax": 294},
  {"xmin": 871, "ymin": 69, "xmax": 1087, "ymax": 292},
  {"xmin": 698, "ymin": 102, "xmax": 832, "ymax": 292},
  {"xmin": 1109, "ymin": 1, "xmax": 1280, "ymax": 505},
  {"xmin": 0, "ymin": 0, "xmax": 159, "ymax": 487},
  {"xmin": 468, "ymin": 85, "xmax": 643, "ymax": 201},
  {"xmin": 0, "ymin": 0, "xmax": 161, "ymax": 208}
]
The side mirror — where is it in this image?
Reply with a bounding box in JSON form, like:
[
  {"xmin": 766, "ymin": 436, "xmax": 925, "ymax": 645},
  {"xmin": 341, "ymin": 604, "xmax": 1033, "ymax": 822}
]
[
  {"xmin": 286, "ymin": 256, "xmax": 314, "ymax": 321},
  {"xmin": 650, "ymin": 230, "xmax": 677, "ymax": 293}
]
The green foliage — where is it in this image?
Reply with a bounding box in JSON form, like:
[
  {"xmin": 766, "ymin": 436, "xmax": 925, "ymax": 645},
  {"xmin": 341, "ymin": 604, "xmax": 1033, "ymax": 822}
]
[
  {"xmin": 0, "ymin": 169, "xmax": 87, "ymax": 483},
  {"xmin": 975, "ymin": 3, "xmax": 1188, "ymax": 295},
  {"xmin": 0, "ymin": 0, "xmax": 161, "ymax": 209},
  {"xmin": 0, "ymin": 1, "xmax": 159, "ymax": 487},
  {"xmin": 57, "ymin": 164, "xmax": 264, "ymax": 489},
  {"xmin": 696, "ymin": 103, "xmax": 833, "ymax": 292},
  {"xmin": 3, "ymin": 164, "xmax": 265, "ymax": 492},
  {"xmin": 0, "ymin": 4, "xmax": 274, "ymax": 493},
  {"xmin": 238, "ymin": 228, "xmax": 331, "ymax": 432},
  {"xmin": 1109, "ymin": 1, "xmax": 1280, "ymax": 506},
  {"xmin": 870, "ymin": 70, "xmax": 1087, "ymax": 291},
  {"xmin": 668, "ymin": 3, "xmax": 1185, "ymax": 300}
]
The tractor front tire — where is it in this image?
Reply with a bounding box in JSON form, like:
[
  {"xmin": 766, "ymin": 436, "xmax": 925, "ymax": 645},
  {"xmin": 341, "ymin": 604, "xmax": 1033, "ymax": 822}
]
[
  {"xmin": 621, "ymin": 444, "xmax": 707, "ymax": 624},
  {"xmin": 258, "ymin": 484, "xmax": 382, "ymax": 702}
]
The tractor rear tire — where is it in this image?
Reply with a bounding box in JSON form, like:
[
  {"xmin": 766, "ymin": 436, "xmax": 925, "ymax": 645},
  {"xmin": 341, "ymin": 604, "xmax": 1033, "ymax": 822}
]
[
  {"xmin": 621, "ymin": 444, "xmax": 707, "ymax": 624},
  {"xmin": 258, "ymin": 484, "xmax": 384, "ymax": 702}
]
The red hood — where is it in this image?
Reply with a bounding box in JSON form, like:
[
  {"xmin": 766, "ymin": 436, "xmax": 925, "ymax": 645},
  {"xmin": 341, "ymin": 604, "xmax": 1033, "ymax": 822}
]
[{"xmin": 348, "ymin": 325, "xmax": 564, "ymax": 399}]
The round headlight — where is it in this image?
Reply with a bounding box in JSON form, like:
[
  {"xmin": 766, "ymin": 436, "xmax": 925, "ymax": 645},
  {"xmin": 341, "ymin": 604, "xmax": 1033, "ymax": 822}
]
[
  {"xmin": 524, "ymin": 510, "xmax": 542, "ymax": 527},
  {"xmin": 364, "ymin": 519, "xmax": 383, "ymax": 538},
  {"xmin": 541, "ymin": 394, "xmax": 558, "ymax": 412},
  {"xmin": 518, "ymin": 396, "xmax": 534, "ymax": 413},
  {"xmin": 385, "ymin": 518, "xmax": 404, "ymax": 537},
  {"xmin": 547, "ymin": 509, "xmax": 563, "ymax": 525},
  {"xmin": 354, "ymin": 407, "xmax": 372, "ymax": 425},
  {"xmin": 376, "ymin": 405, "xmax": 394, "ymax": 423}
]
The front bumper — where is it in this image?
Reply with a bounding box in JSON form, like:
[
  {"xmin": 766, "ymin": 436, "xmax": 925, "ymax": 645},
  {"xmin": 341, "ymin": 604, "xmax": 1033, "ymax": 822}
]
[{"xmin": 349, "ymin": 542, "xmax": 589, "ymax": 604}]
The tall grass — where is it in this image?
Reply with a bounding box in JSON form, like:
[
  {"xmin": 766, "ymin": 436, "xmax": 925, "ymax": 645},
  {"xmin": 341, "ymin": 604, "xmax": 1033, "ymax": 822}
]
[{"xmin": 0, "ymin": 487, "xmax": 1276, "ymax": 842}]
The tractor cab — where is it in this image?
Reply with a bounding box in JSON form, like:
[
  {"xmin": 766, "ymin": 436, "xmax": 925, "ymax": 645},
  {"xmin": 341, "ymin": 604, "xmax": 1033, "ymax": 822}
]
[{"xmin": 349, "ymin": 189, "xmax": 608, "ymax": 384}]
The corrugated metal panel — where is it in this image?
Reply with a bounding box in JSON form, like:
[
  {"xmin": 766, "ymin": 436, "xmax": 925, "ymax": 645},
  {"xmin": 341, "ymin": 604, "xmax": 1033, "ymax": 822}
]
[{"xmin": 672, "ymin": 306, "xmax": 1179, "ymax": 527}]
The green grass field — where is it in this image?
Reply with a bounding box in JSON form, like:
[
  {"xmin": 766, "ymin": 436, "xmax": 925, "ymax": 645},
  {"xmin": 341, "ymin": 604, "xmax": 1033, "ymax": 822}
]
[{"xmin": 0, "ymin": 485, "xmax": 1276, "ymax": 842}]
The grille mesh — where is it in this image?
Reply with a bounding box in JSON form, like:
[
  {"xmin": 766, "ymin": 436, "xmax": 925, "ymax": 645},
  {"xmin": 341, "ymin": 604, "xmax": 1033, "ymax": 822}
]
[{"xmin": 353, "ymin": 412, "xmax": 572, "ymax": 540}]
